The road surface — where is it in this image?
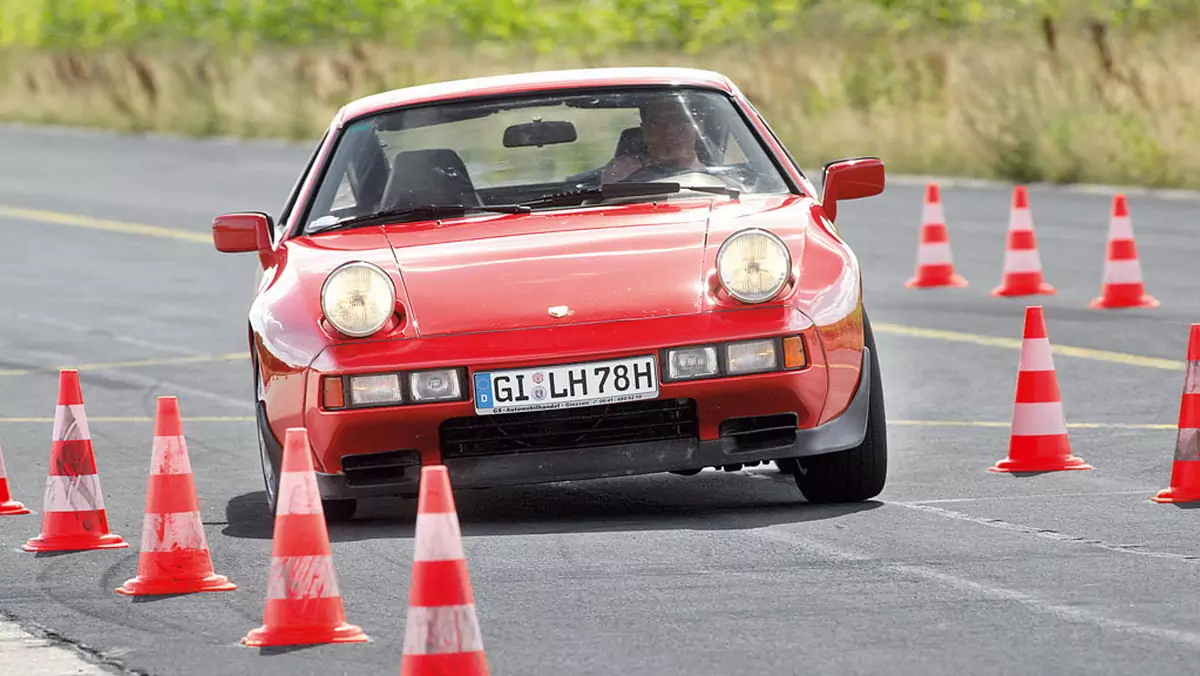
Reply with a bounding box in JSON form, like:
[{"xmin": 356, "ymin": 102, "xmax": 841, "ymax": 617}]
[{"xmin": 0, "ymin": 125, "xmax": 1198, "ymax": 675}]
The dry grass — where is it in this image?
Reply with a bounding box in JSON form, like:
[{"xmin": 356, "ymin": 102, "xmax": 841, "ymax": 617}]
[{"xmin": 3, "ymin": 21, "xmax": 1200, "ymax": 188}]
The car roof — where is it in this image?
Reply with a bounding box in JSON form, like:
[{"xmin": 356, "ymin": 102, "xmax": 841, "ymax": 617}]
[{"xmin": 336, "ymin": 67, "xmax": 740, "ymax": 124}]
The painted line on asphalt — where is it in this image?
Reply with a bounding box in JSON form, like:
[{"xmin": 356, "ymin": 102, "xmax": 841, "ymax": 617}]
[
  {"xmin": 874, "ymin": 322, "xmax": 1185, "ymax": 372},
  {"xmin": 0, "ymin": 205, "xmax": 209, "ymax": 243},
  {"xmin": 0, "ymin": 352, "xmax": 247, "ymax": 377},
  {"xmin": 905, "ymin": 491, "xmax": 1154, "ymax": 505},
  {"xmin": 754, "ymin": 527, "xmax": 1200, "ymax": 648}
]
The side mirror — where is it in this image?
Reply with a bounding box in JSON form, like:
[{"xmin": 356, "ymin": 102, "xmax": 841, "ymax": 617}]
[
  {"xmin": 820, "ymin": 157, "xmax": 885, "ymax": 222},
  {"xmin": 213, "ymin": 212, "xmax": 273, "ymax": 253}
]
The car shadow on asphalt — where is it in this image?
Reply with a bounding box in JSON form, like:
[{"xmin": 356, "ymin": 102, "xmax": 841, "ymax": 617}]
[{"xmin": 221, "ymin": 469, "xmax": 883, "ymax": 542}]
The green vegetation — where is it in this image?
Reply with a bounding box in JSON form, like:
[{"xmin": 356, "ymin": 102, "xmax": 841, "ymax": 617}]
[{"xmin": 2, "ymin": 0, "xmax": 1199, "ymax": 188}]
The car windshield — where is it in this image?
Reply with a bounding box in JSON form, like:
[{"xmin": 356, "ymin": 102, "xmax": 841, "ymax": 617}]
[{"xmin": 301, "ymin": 86, "xmax": 793, "ymax": 232}]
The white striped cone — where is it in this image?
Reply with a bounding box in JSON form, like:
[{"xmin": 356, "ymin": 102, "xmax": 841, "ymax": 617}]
[
  {"xmin": 1090, "ymin": 194, "xmax": 1158, "ymax": 309},
  {"xmin": 242, "ymin": 427, "xmax": 366, "ymax": 647},
  {"xmin": 906, "ymin": 182, "xmax": 968, "ymax": 288},
  {"xmin": 0, "ymin": 440, "xmax": 30, "ymax": 515},
  {"xmin": 991, "ymin": 307, "xmax": 1091, "ymax": 473},
  {"xmin": 402, "ymin": 465, "xmax": 488, "ymax": 676},
  {"xmin": 23, "ymin": 370, "xmax": 127, "ymax": 551},
  {"xmin": 117, "ymin": 396, "xmax": 235, "ymax": 595},
  {"xmin": 992, "ymin": 186, "xmax": 1055, "ymax": 296}
]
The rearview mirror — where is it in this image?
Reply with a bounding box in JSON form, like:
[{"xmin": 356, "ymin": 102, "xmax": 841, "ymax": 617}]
[
  {"xmin": 212, "ymin": 211, "xmax": 272, "ymax": 253},
  {"xmin": 503, "ymin": 120, "xmax": 577, "ymax": 148},
  {"xmin": 820, "ymin": 157, "xmax": 885, "ymax": 222}
]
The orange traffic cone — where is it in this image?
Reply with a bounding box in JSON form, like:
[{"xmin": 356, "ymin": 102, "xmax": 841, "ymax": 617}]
[
  {"xmin": 1090, "ymin": 194, "xmax": 1158, "ymax": 309},
  {"xmin": 22, "ymin": 370, "xmax": 128, "ymax": 552},
  {"xmin": 0, "ymin": 440, "xmax": 30, "ymax": 516},
  {"xmin": 1152, "ymin": 324, "xmax": 1200, "ymax": 503},
  {"xmin": 906, "ymin": 182, "xmax": 968, "ymax": 289},
  {"xmin": 990, "ymin": 306, "xmax": 1092, "ymax": 473},
  {"xmin": 991, "ymin": 186, "xmax": 1055, "ymax": 297},
  {"xmin": 401, "ymin": 465, "xmax": 488, "ymax": 676},
  {"xmin": 116, "ymin": 397, "xmax": 236, "ymax": 596},
  {"xmin": 242, "ymin": 427, "xmax": 367, "ymax": 647}
]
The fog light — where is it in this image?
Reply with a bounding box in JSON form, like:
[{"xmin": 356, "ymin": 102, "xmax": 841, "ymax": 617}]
[
  {"xmin": 726, "ymin": 339, "xmax": 778, "ymax": 375},
  {"xmin": 348, "ymin": 374, "xmax": 403, "ymax": 406},
  {"xmin": 409, "ymin": 370, "xmax": 462, "ymax": 402},
  {"xmin": 667, "ymin": 346, "xmax": 719, "ymax": 380}
]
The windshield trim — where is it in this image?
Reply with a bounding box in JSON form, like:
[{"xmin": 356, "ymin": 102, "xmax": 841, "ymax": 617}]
[{"xmin": 288, "ymin": 83, "xmax": 804, "ymax": 240}]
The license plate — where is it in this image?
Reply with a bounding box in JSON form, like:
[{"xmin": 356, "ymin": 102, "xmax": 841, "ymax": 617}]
[{"xmin": 472, "ymin": 355, "xmax": 659, "ymax": 415}]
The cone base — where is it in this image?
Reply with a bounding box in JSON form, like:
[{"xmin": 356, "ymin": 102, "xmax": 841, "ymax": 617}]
[
  {"xmin": 1088, "ymin": 294, "xmax": 1159, "ymax": 310},
  {"xmin": 989, "ymin": 455, "xmax": 1092, "ymax": 473},
  {"xmin": 116, "ymin": 573, "xmax": 237, "ymax": 596},
  {"xmin": 241, "ymin": 621, "xmax": 369, "ymax": 648},
  {"xmin": 991, "ymin": 281, "xmax": 1057, "ymax": 297},
  {"xmin": 0, "ymin": 501, "xmax": 30, "ymax": 516},
  {"xmin": 905, "ymin": 273, "xmax": 969, "ymax": 289},
  {"xmin": 22, "ymin": 532, "xmax": 128, "ymax": 552},
  {"xmin": 1150, "ymin": 486, "xmax": 1200, "ymax": 503}
]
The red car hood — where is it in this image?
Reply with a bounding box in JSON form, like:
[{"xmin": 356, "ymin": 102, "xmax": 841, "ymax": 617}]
[{"xmin": 382, "ymin": 201, "xmax": 715, "ymax": 336}]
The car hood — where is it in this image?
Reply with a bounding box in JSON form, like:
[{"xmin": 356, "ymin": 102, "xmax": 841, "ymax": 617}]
[{"xmin": 381, "ymin": 201, "xmax": 718, "ymax": 336}]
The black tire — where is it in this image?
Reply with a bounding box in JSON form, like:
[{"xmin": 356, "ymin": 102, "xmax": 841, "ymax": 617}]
[
  {"xmin": 253, "ymin": 350, "xmax": 357, "ymax": 522},
  {"xmin": 793, "ymin": 312, "xmax": 888, "ymax": 503}
]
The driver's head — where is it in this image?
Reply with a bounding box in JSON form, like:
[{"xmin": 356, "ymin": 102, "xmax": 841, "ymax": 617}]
[{"xmin": 639, "ymin": 96, "xmax": 699, "ymax": 162}]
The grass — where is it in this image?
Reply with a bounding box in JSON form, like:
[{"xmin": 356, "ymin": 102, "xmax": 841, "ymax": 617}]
[{"xmin": 2, "ymin": 6, "xmax": 1200, "ymax": 188}]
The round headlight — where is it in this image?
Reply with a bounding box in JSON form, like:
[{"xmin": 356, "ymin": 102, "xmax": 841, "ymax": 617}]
[
  {"xmin": 716, "ymin": 228, "xmax": 791, "ymax": 303},
  {"xmin": 320, "ymin": 261, "xmax": 396, "ymax": 337}
]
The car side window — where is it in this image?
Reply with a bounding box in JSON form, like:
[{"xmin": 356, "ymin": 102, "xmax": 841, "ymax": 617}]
[{"xmin": 276, "ymin": 130, "xmax": 329, "ymax": 241}]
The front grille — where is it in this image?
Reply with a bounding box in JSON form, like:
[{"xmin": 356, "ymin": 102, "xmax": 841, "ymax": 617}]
[
  {"xmin": 341, "ymin": 449, "xmax": 421, "ymax": 486},
  {"xmin": 440, "ymin": 398, "xmax": 698, "ymax": 457}
]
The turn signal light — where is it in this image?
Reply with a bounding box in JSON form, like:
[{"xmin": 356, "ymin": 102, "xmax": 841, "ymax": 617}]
[
  {"xmin": 783, "ymin": 335, "xmax": 808, "ymax": 369},
  {"xmin": 322, "ymin": 375, "xmax": 345, "ymax": 409}
]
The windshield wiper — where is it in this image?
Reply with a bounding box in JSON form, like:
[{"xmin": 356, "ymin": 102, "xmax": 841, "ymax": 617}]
[
  {"xmin": 520, "ymin": 182, "xmax": 740, "ymax": 209},
  {"xmin": 309, "ymin": 203, "xmax": 530, "ymax": 233}
]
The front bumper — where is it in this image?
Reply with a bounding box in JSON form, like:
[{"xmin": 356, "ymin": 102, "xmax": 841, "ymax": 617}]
[{"xmin": 261, "ymin": 344, "xmax": 872, "ymax": 501}]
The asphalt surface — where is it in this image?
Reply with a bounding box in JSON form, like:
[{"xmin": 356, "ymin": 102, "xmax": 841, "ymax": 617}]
[{"xmin": 1, "ymin": 124, "xmax": 1199, "ymax": 676}]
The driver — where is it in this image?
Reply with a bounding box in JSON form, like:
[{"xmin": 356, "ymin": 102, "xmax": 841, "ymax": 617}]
[{"xmin": 601, "ymin": 96, "xmax": 705, "ymax": 183}]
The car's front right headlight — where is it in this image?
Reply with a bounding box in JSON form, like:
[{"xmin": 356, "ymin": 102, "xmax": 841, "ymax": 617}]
[
  {"xmin": 320, "ymin": 261, "xmax": 396, "ymax": 337},
  {"xmin": 716, "ymin": 228, "xmax": 791, "ymax": 303}
]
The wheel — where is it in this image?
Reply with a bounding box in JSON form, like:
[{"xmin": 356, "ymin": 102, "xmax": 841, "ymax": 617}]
[
  {"xmin": 793, "ymin": 311, "xmax": 888, "ymax": 503},
  {"xmin": 252, "ymin": 351, "xmax": 280, "ymax": 516},
  {"xmin": 253, "ymin": 350, "xmax": 358, "ymax": 522}
]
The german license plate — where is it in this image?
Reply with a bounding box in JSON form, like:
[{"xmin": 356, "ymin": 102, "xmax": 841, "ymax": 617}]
[{"xmin": 472, "ymin": 355, "xmax": 658, "ymax": 415}]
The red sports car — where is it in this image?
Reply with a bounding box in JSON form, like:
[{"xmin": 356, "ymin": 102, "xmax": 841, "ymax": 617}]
[{"xmin": 213, "ymin": 67, "xmax": 888, "ymax": 521}]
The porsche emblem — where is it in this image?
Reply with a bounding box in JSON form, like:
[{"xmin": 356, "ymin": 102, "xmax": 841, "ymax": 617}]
[{"xmin": 548, "ymin": 305, "xmax": 570, "ymax": 318}]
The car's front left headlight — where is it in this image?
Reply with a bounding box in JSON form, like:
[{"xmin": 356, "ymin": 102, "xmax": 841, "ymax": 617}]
[
  {"xmin": 320, "ymin": 261, "xmax": 396, "ymax": 337},
  {"xmin": 716, "ymin": 228, "xmax": 791, "ymax": 303}
]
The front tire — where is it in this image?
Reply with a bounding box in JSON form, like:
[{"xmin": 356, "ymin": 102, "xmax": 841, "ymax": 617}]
[
  {"xmin": 793, "ymin": 312, "xmax": 888, "ymax": 503},
  {"xmin": 253, "ymin": 351, "xmax": 358, "ymax": 522}
]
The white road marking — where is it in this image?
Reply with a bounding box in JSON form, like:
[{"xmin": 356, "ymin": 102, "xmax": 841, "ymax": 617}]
[{"xmin": 752, "ymin": 527, "xmax": 1200, "ymax": 648}]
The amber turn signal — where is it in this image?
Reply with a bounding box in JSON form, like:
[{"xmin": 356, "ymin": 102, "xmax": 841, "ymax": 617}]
[
  {"xmin": 322, "ymin": 375, "xmax": 345, "ymax": 409},
  {"xmin": 783, "ymin": 335, "xmax": 808, "ymax": 369}
]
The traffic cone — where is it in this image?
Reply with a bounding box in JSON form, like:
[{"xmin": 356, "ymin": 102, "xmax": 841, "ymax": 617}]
[
  {"xmin": 990, "ymin": 306, "xmax": 1092, "ymax": 473},
  {"xmin": 116, "ymin": 397, "xmax": 236, "ymax": 596},
  {"xmin": 22, "ymin": 370, "xmax": 128, "ymax": 552},
  {"xmin": 242, "ymin": 427, "xmax": 367, "ymax": 647},
  {"xmin": 1090, "ymin": 194, "xmax": 1158, "ymax": 309},
  {"xmin": 906, "ymin": 182, "xmax": 968, "ymax": 289},
  {"xmin": 0, "ymin": 440, "xmax": 30, "ymax": 516},
  {"xmin": 401, "ymin": 465, "xmax": 488, "ymax": 676},
  {"xmin": 1151, "ymin": 324, "xmax": 1200, "ymax": 503},
  {"xmin": 991, "ymin": 186, "xmax": 1056, "ymax": 297}
]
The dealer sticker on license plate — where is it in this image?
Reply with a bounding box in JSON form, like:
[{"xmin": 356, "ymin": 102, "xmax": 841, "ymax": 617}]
[{"xmin": 472, "ymin": 354, "xmax": 659, "ymax": 415}]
